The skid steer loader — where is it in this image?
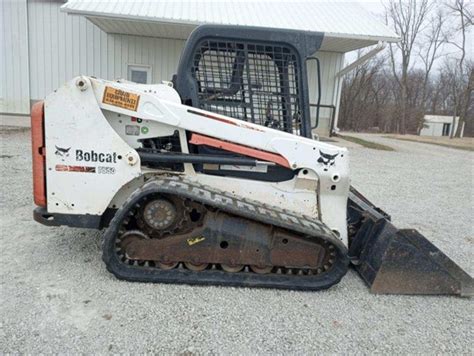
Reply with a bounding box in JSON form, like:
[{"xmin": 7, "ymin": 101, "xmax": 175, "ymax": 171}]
[{"xmin": 31, "ymin": 25, "xmax": 472, "ymax": 295}]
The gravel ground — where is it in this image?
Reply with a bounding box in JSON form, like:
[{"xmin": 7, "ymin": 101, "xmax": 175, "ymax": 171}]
[{"xmin": 1, "ymin": 128, "xmax": 472, "ymax": 354}]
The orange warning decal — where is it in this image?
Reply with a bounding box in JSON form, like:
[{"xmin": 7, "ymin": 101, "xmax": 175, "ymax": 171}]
[{"xmin": 103, "ymin": 86, "xmax": 140, "ymax": 111}]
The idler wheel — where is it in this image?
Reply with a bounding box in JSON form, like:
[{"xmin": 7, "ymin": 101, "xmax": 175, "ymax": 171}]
[{"xmin": 119, "ymin": 230, "xmax": 149, "ymax": 259}]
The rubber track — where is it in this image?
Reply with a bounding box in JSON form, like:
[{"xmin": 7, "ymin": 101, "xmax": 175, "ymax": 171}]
[{"xmin": 102, "ymin": 177, "xmax": 349, "ymax": 291}]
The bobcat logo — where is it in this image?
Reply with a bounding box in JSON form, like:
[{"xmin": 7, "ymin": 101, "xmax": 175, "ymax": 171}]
[
  {"xmin": 317, "ymin": 150, "xmax": 338, "ymax": 167},
  {"xmin": 55, "ymin": 146, "xmax": 71, "ymax": 158}
]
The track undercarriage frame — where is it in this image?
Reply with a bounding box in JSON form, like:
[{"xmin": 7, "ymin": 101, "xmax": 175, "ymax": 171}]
[{"xmin": 102, "ymin": 177, "xmax": 349, "ymax": 291}]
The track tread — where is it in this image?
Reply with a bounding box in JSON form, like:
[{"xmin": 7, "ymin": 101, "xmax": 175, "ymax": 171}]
[{"xmin": 102, "ymin": 176, "xmax": 349, "ymax": 291}]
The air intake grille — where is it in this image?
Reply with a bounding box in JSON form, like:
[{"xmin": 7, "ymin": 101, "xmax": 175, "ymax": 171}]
[{"xmin": 192, "ymin": 40, "xmax": 302, "ymax": 134}]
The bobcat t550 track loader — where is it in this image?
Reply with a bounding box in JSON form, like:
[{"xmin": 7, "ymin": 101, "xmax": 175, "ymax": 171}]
[{"xmin": 31, "ymin": 25, "xmax": 472, "ymax": 295}]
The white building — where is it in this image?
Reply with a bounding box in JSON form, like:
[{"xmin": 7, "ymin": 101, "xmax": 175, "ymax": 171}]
[
  {"xmin": 420, "ymin": 115, "xmax": 464, "ymax": 137},
  {"xmin": 1, "ymin": 0, "xmax": 397, "ymax": 135}
]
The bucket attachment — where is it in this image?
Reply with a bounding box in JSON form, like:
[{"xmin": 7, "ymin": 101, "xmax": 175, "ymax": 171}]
[{"xmin": 348, "ymin": 188, "xmax": 473, "ymax": 297}]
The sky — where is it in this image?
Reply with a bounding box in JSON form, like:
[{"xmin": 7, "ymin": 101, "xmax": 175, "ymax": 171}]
[{"xmin": 346, "ymin": 0, "xmax": 473, "ymax": 69}]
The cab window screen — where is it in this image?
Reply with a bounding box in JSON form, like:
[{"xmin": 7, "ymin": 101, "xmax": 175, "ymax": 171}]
[{"xmin": 192, "ymin": 40, "xmax": 302, "ymax": 135}]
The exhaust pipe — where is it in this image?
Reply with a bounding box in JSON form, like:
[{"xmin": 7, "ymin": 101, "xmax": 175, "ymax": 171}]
[{"xmin": 348, "ymin": 187, "xmax": 473, "ymax": 297}]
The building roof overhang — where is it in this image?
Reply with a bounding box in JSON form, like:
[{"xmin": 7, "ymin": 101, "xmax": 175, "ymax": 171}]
[{"xmin": 62, "ymin": 1, "xmax": 399, "ymax": 53}]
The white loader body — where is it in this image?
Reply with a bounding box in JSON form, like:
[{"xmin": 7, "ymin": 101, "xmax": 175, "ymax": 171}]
[{"xmin": 43, "ymin": 76, "xmax": 349, "ymax": 245}]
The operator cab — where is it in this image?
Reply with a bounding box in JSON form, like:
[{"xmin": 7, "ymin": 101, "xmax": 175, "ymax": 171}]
[
  {"xmin": 174, "ymin": 25, "xmax": 323, "ymax": 139},
  {"xmin": 147, "ymin": 25, "xmax": 324, "ymax": 182}
]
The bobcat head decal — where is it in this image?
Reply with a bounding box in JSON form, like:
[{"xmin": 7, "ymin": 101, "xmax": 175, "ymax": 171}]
[
  {"xmin": 55, "ymin": 146, "xmax": 71, "ymax": 157},
  {"xmin": 317, "ymin": 150, "xmax": 338, "ymax": 167}
]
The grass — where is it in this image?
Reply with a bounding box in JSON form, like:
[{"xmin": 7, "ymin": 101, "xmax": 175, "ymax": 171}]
[
  {"xmin": 384, "ymin": 135, "xmax": 474, "ymax": 152},
  {"xmin": 338, "ymin": 134, "xmax": 395, "ymax": 151}
]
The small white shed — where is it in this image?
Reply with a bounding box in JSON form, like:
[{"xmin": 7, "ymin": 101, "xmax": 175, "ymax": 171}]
[
  {"xmin": 420, "ymin": 115, "xmax": 464, "ymax": 138},
  {"xmin": 1, "ymin": 0, "xmax": 398, "ymax": 135}
]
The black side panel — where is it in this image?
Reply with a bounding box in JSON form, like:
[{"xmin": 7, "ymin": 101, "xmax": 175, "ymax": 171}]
[
  {"xmin": 33, "ymin": 206, "xmax": 116, "ymax": 229},
  {"xmin": 175, "ymin": 25, "xmax": 324, "ymax": 138},
  {"xmin": 192, "ymin": 144, "xmax": 295, "ymax": 182},
  {"xmin": 197, "ymin": 164, "xmax": 295, "ymax": 183}
]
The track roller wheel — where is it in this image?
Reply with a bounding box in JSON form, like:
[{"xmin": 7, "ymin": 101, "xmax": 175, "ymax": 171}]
[
  {"xmin": 156, "ymin": 261, "xmax": 178, "ymax": 270},
  {"xmin": 250, "ymin": 265, "xmax": 273, "ymax": 274},
  {"xmin": 184, "ymin": 262, "xmax": 208, "ymax": 271},
  {"xmin": 221, "ymin": 264, "xmax": 244, "ymax": 273}
]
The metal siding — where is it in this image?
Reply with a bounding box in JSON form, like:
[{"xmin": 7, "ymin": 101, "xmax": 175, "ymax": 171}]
[
  {"xmin": 28, "ymin": 0, "xmax": 87, "ymax": 99},
  {"xmin": 27, "ymin": 0, "xmax": 185, "ymax": 101},
  {"xmin": 1, "ymin": 0, "xmax": 30, "ymax": 114},
  {"xmin": 110, "ymin": 34, "xmax": 185, "ymax": 83}
]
